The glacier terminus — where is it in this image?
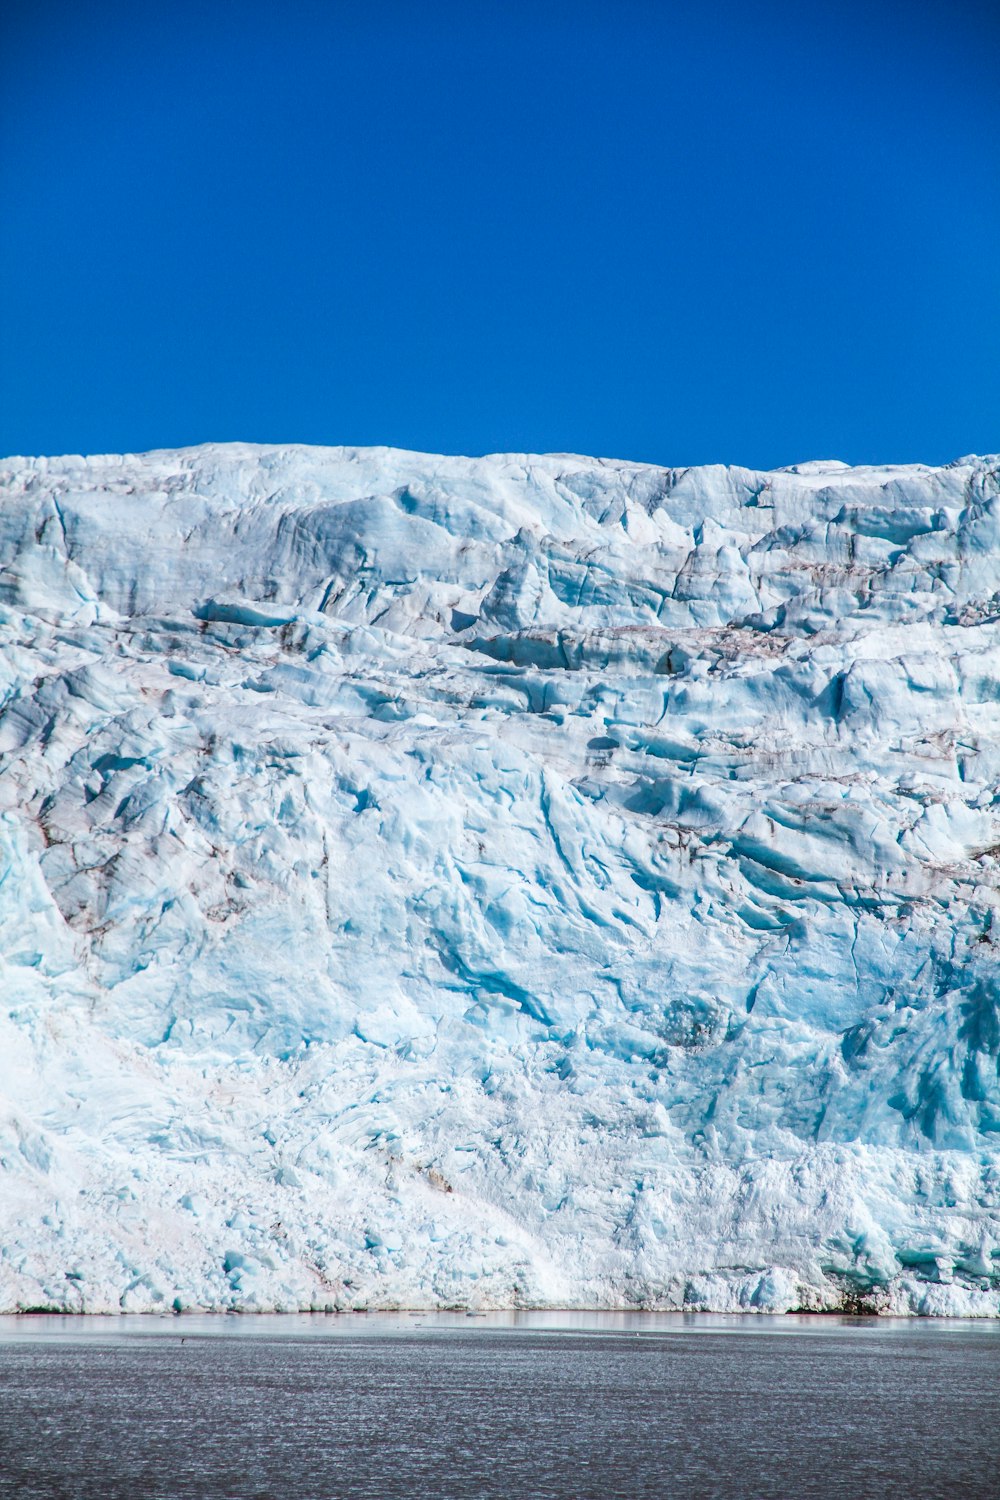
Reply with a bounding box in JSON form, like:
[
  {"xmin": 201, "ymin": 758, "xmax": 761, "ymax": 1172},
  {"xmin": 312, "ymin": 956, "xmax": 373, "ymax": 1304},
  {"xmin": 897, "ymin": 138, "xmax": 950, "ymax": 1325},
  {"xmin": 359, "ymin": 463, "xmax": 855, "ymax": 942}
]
[{"xmin": 2, "ymin": 442, "xmax": 1000, "ymax": 1316}]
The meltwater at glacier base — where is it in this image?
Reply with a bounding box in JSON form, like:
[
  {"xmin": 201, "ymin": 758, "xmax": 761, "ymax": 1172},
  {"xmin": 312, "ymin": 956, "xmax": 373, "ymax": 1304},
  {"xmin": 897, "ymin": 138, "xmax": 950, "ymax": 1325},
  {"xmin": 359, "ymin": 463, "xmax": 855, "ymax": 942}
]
[{"xmin": 1, "ymin": 442, "xmax": 1000, "ymax": 1317}]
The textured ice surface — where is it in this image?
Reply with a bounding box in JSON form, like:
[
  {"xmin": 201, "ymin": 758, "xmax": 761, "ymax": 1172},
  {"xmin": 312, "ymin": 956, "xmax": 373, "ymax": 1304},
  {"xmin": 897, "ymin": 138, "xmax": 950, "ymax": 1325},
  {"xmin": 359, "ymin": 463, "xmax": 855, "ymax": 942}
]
[{"xmin": 1, "ymin": 443, "xmax": 1000, "ymax": 1314}]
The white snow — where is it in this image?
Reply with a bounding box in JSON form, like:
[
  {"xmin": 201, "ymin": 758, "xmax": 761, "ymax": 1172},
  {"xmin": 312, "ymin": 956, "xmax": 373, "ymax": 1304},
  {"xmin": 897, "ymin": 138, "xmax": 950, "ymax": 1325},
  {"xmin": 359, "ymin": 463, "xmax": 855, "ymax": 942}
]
[{"xmin": 1, "ymin": 442, "xmax": 999, "ymax": 1314}]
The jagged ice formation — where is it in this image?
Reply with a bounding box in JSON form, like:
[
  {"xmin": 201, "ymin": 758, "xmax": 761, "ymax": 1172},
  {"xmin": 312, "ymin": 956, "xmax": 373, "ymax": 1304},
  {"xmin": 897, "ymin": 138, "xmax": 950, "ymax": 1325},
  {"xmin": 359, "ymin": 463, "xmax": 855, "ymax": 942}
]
[{"xmin": 2, "ymin": 443, "xmax": 1000, "ymax": 1314}]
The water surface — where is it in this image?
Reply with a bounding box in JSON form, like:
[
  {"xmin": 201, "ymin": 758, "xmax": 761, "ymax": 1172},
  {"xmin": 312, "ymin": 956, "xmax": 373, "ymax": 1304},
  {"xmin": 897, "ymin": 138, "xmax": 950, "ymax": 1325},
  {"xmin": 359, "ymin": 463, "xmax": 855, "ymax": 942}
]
[{"xmin": 1, "ymin": 1313, "xmax": 997, "ymax": 1498}]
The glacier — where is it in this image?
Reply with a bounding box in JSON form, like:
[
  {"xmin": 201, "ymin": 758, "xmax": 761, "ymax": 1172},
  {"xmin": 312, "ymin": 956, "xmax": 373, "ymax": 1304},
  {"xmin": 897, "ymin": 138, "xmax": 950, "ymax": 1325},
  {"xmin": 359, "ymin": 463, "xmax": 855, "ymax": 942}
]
[{"xmin": 1, "ymin": 442, "xmax": 1000, "ymax": 1315}]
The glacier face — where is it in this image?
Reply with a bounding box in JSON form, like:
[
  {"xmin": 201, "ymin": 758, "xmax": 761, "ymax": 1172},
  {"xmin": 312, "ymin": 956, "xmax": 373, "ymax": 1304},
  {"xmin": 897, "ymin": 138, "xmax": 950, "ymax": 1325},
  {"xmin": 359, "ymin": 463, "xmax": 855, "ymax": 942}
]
[{"xmin": 1, "ymin": 442, "xmax": 1000, "ymax": 1315}]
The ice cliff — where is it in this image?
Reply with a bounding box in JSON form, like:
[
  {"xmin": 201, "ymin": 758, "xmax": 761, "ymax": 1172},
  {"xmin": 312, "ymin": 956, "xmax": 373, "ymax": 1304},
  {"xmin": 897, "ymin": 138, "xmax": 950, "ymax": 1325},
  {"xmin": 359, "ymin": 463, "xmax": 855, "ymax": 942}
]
[{"xmin": 2, "ymin": 442, "xmax": 1000, "ymax": 1315}]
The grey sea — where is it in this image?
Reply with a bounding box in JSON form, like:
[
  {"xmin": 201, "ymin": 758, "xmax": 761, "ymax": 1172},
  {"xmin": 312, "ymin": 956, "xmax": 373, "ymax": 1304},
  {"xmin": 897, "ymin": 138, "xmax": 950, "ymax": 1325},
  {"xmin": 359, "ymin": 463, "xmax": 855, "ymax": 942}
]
[{"xmin": 0, "ymin": 1312, "xmax": 997, "ymax": 1499}]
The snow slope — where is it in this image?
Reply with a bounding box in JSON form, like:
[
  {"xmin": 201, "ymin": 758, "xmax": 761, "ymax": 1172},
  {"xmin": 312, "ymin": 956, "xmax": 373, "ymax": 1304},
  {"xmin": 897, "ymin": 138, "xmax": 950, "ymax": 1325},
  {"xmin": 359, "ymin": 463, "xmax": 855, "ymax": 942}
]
[{"xmin": 1, "ymin": 443, "xmax": 1000, "ymax": 1314}]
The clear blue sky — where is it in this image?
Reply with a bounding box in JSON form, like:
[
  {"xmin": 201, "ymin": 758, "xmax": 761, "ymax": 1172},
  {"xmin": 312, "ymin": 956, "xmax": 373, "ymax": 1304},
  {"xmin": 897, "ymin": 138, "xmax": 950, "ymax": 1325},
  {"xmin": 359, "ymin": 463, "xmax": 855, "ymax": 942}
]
[{"xmin": 2, "ymin": 0, "xmax": 997, "ymax": 468}]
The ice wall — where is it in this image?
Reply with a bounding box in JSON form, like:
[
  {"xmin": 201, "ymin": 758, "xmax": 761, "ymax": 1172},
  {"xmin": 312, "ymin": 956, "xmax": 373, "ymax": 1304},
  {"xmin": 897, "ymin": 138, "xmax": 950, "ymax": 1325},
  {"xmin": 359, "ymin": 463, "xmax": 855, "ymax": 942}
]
[{"xmin": 1, "ymin": 443, "xmax": 999, "ymax": 1313}]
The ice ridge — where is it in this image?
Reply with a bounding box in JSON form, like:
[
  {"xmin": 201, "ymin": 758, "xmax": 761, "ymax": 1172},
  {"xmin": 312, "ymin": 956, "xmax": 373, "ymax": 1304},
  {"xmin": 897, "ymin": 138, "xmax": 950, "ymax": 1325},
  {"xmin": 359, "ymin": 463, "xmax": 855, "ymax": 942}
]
[{"xmin": 1, "ymin": 442, "xmax": 999, "ymax": 1314}]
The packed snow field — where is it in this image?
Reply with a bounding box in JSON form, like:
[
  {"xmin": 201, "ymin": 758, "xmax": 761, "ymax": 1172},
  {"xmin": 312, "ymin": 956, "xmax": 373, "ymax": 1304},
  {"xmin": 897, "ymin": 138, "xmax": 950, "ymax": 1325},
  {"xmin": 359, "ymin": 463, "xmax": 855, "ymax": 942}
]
[{"xmin": 1, "ymin": 443, "xmax": 1000, "ymax": 1315}]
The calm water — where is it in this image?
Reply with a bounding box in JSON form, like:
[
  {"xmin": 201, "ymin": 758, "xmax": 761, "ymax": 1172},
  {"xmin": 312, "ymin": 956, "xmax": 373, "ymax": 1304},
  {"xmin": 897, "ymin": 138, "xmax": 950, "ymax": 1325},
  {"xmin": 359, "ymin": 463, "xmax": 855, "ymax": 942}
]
[{"xmin": 0, "ymin": 1312, "xmax": 998, "ymax": 1499}]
